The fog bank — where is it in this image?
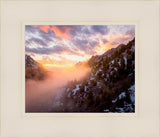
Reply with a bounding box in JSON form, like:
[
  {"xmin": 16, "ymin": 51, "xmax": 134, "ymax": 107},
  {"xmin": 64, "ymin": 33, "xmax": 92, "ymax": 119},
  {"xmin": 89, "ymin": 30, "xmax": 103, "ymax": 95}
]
[{"xmin": 25, "ymin": 65, "xmax": 91, "ymax": 112}]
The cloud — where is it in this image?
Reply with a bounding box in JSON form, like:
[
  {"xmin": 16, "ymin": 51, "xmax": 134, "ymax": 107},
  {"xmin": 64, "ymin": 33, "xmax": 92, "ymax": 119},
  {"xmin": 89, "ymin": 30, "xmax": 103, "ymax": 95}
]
[
  {"xmin": 89, "ymin": 40, "xmax": 99, "ymax": 47},
  {"xmin": 26, "ymin": 25, "xmax": 102, "ymax": 56},
  {"xmin": 125, "ymin": 29, "xmax": 135, "ymax": 38},
  {"xmin": 26, "ymin": 45, "xmax": 66, "ymax": 55},
  {"xmin": 25, "ymin": 25, "xmax": 62, "ymax": 49},
  {"xmin": 72, "ymin": 38, "xmax": 89, "ymax": 51},
  {"xmin": 82, "ymin": 27, "xmax": 92, "ymax": 35},
  {"xmin": 110, "ymin": 28, "xmax": 135, "ymax": 46},
  {"xmin": 25, "ymin": 25, "xmax": 37, "ymax": 33},
  {"xmin": 68, "ymin": 26, "xmax": 109, "ymax": 54},
  {"xmin": 26, "ymin": 42, "xmax": 84, "ymax": 56},
  {"xmin": 110, "ymin": 35, "xmax": 134, "ymax": 46},
  {"xmin": 26, "ymin": 38, "xmax": 48, "ymax": 47},
  {"xmin": 102, "ymin": 39, "xmax": 108, "ymax": 44},
  {"xmin": 51, "ymin": 26, "xmax": 71, "ymax": 40},
  {"xmin": 110, "ymin": 41, "xmax": 120, "ymax": 46},
  {"xmin": 35, "ymin": 25, "xmax": 50, "ymax": 33},
  {"xmin": 25, "ymin": 25, "xmax": 135, "ymax": 61},
  {"xmin": 39, "ymin": 30, "xmax": 61, "ymax": 43},
  {"xmin": 69, "ymin": 25, "xmax": 110, "ymax": 38},
  {"xmin": 91, "ymin": 25, "xmax": 110, "ymax": 35},
  {"xmin": 55, "ymin": 25, "xmax": 72, "ymax": 33},
  {"xmin": 71, "ymin": 37, "xmax": 99, "ymax": 55}
]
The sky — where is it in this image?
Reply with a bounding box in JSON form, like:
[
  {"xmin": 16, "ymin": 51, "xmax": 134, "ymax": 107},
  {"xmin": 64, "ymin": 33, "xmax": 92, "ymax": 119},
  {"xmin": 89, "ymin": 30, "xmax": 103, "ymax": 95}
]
[{"xmin": 25, "ymin": 25, "xmax": 135, "ymax": 68}]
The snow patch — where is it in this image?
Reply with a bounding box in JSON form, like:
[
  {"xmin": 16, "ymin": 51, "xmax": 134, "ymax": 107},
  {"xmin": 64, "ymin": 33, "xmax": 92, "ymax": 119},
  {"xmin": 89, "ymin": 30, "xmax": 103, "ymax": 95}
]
[
  {"xmin": 97, "ymin": 82, "xmax": 101, "ymax": 88},
  {"xmin": 95, "ymin": 68, "xmax": 102, "ymax": 76},
  {"xmin": 128, "ymin": 85, "xmax": 135, "ymax": 103},
  {"xmin": 111, "ymin": 60, "xmax": 114, "ymax": 64},
  {"xmin": 112, "ymin": 98, "xmax": 117, "ymax": 103},
  {"xmin": 84, "ymin": 86, "xmax": 87, "ymax": 92},
  {"xmin": 90, "ymin": 76, "xmax": 94, "ymax": 81},
  {"xmin": 124, "ymin": 57, "xmax": 127, "ymax": 66},
  {"xmin": 119, "ymin": 92, "xmax": 126, "ymax": 100},
  {"xmin": 129, "ymin": 85, "xmax": 135, "ymax": 92},
  {"xmin": 115, "ymin": 107, "xmax": 124, "ymax": 112},
  {"xmin": 118, "ymin": 61, "xmax": 121, "ymax": 66},
  {"xmin": 72, "ymin": 84, "xmax": 80, "ymax": 95},
  {"xmin": 104, "ymin": 109, "xmax": 109, "ymax": 112},
  {"xmin": 114, "ymin": 67, "xmax": 117, "ymax": 71}
]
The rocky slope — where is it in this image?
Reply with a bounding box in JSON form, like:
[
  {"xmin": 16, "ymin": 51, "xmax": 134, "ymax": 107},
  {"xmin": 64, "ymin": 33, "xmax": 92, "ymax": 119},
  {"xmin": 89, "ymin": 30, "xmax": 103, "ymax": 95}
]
[
  {"xmin": 25, "ymin": 55, "xmax": 47, "ymax": 80},
  {"xmin": 55, "ymin": 38, "xmax": 135, "ymax": 112}
]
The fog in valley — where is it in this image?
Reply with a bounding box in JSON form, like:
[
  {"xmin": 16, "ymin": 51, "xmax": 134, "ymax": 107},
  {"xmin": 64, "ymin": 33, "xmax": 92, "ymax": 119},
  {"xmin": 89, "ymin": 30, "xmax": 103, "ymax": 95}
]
[{"xmin": 25, "ymin": 65, "xmax": 91, "ymax": 112}]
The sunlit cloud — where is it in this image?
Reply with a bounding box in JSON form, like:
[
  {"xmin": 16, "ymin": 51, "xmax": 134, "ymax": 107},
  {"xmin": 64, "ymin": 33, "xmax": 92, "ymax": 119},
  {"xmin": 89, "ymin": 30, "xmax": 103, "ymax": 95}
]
[
  {"xmin": 35, "ymin": 25, "xmax": 50, "ymax": 33},
  {"xmin": 51, "ymin": 26, "xmax": 71, "ymax": 40},
  {"xmin": 25, "ymin": 25, "xmax": 135, "ymax": 68}
]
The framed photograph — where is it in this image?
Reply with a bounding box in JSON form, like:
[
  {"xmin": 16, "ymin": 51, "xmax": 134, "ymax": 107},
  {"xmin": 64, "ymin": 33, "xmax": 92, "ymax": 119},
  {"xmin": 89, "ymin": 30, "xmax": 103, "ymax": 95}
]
[
  {"xmin": 0, "ymin": 0, "xmax": 160, "ymax": 138},
  {"xmin": 24, "ymin": 24, "xmax": 136, "ymax": 113}
]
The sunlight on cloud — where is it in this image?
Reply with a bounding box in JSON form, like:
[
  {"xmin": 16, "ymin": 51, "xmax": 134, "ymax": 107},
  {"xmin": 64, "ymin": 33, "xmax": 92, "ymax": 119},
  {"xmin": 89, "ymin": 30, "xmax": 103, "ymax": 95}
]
[
  {"xmin": 51, "ymin": 26, "xmax": 71, "ymax": 40},
  {"xmin": 25, "ymin": 25, "xmax": 135, "ymax": 69},
  {"xmin": 61, "ymin": 52, "xmax": 91, "ymax": 62}
]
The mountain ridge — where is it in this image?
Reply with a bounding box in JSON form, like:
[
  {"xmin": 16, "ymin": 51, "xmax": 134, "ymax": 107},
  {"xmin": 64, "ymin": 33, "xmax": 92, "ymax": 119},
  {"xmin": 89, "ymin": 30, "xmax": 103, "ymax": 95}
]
[
  {"xmin": 53, "ymin": 38, "xmax": 135, "ymax": 112},
  {"xmin": 25, "ymin": 55, "xmax": 47, "ymax": 80}
]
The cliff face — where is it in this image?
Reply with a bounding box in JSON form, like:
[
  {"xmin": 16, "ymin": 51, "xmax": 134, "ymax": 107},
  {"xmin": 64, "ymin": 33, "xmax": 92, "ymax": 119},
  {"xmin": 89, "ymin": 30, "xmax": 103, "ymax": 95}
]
[{"xmin": 25, "ymin": 55, "xmax": 47, "ymax": 80}]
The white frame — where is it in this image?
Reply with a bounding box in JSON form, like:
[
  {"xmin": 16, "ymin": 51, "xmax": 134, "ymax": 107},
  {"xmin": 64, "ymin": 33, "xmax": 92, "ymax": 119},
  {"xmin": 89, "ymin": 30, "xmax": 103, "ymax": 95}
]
[
  {"xmin": 1, "ymin": 0, "xmax": 159, "ymax": 138},
  {"xmin": 22, "ymin": 21, "xmax": 139, "ymax": 117}
]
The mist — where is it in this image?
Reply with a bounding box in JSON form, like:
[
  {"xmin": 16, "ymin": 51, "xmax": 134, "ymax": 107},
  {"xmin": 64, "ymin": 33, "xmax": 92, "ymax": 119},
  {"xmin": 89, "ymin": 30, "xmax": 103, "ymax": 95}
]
[{"xmin": 25, "ymin": 65, "xmax": 91, "ymax": 112}]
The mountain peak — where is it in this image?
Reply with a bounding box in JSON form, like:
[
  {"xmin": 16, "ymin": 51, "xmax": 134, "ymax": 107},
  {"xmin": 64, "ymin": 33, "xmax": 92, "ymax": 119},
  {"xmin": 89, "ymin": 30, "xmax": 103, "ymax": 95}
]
[{"xmin": 25, "ymin": 55, "xmax": 47, "ymax": 80}]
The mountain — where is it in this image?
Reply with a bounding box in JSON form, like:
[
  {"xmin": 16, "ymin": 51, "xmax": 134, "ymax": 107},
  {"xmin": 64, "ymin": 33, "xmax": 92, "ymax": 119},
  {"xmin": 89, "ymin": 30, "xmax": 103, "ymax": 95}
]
[
  {"xmin": 56, "ymin": 38, "xmax": 135, "ymax": 112},
  {"xmin": 75, "ymin": 61, "xmax": 88, "ymax": 67},
  {"xmin": 25, "ymin": 55, "xmax": 47, "ymax": 80}
]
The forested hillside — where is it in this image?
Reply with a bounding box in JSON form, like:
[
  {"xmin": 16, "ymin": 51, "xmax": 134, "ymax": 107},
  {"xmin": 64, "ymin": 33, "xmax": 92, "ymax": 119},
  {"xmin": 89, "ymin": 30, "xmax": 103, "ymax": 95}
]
[{"xmin": 55, "ymin": 38, "xmax": 135, "ymax": 112}]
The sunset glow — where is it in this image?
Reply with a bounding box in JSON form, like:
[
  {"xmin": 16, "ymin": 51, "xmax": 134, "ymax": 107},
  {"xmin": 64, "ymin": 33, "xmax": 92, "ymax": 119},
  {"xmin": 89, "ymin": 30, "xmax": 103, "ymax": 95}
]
[
  {"xmin": 25, "ymin": 25, "xmax": 135, "ymax": 113},
  {"xmin": 25, "ymin": 25, "xmax": 135, "ymax": 68}
]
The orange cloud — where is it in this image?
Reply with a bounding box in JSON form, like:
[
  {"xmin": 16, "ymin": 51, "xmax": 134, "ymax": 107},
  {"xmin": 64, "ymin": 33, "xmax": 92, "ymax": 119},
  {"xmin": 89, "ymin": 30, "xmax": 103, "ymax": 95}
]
[
  {"xmin": 51, "ymin": 26, "xmax": 71, "ymax": 40},
  {"xmin": 34, "ymin": 25, "xmax": 50, "ymax": 33}
]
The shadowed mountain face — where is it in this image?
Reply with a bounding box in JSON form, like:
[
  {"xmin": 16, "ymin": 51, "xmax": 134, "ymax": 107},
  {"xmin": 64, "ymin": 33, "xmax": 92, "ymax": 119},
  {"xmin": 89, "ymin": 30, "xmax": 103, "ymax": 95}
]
[
  {"xmin": 25, "ymin": 55, "xmax": 47, "ymax": 80},
  {"xmin": 59, "ymin": 38, "xmax": 135, "ymax": 112}
]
